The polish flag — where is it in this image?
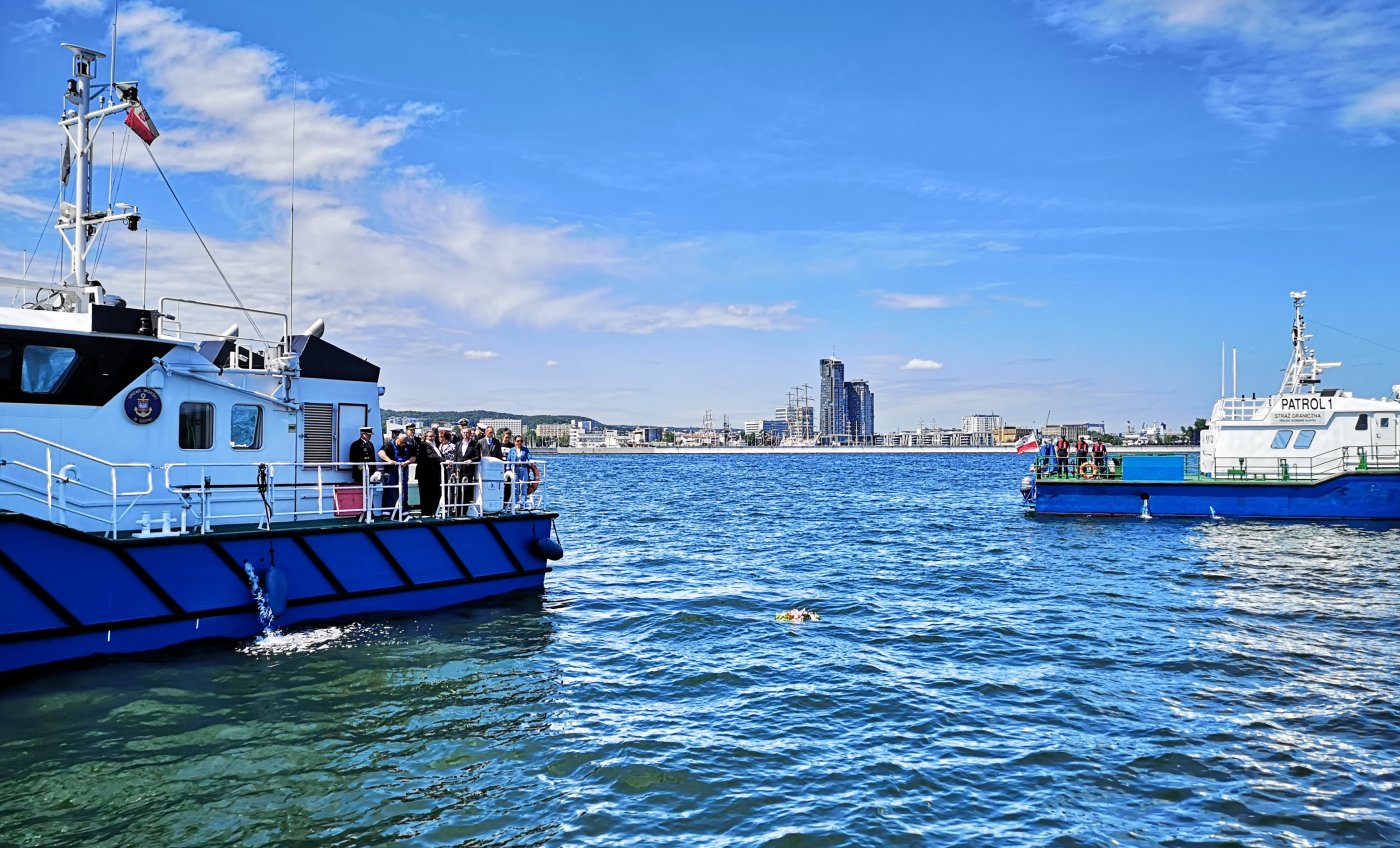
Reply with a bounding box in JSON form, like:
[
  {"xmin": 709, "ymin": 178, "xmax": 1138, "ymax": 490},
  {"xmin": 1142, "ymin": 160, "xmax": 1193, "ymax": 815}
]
[
  {"xmin": 1014, "ymin": 434, "xmax": 1039, "ymax": 454},
  {"xmin": 124, "ymin": 103, "xmax": 160, "ymax": 145}
]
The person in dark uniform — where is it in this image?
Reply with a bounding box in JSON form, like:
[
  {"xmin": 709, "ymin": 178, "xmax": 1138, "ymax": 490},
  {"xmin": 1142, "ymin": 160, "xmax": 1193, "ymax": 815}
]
[
  {"xmin": 348, "ymin": 425, "xmax": 376, "ymax": 484},
  {"xmin": 416, "ymin": 427, "xmax": 444, "ymax": 516},
  {"xmin": 1075, "ymin": 437, "xmax": 1089, "ymax": 476},
  {"xmin": 1055, "ymin": 436, "xmax": 1069, "ymax": 477},
  {"xmin": 460, "ymin": 421, "xmax": 482, "ymax": 507}
]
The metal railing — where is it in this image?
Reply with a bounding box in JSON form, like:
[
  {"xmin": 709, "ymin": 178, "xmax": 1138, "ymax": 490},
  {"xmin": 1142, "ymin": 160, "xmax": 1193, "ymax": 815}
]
[
  {"xmin": 1031, "ymin": 452, "xmax": 1120, "ymax": 479},
  {"xmin": 160, "ymin": 459, "xmax": 550, "ymax": 530},
  {"xmin": 1205, "ymin": 444, "xmax": 1400, "ymax": 482},
  {"xmin": 1216, "ymin": 397, "xmax": 1274, "ymax": 422},
  {"xmin": 157, "ymin": 297, "xmax": 292, "ymax": 369},
  {"xmin": 0, "ymin": 429, "xmax": 154, "ymax": 537},
  {"xmin": 0, "ymin": 427, "xmax": 549, "ymax": 538},
  {"xmin": 1034, "ymin": 451, "xmax": 1205, "ymax": 481}
]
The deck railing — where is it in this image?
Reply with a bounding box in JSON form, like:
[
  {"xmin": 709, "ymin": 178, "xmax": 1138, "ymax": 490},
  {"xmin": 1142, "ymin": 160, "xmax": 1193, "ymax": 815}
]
[
  {"xmin": 0, "ymin": 428, "xmax": 547, "ymax": 537},
  {"xmin": 0, "ymin": 429, "xmax": 153, "ymax": 537},
  {"xmin": 1032, "ymin": 444, "xmax": 1400, "ymax": 483},
  {"xmin": 1215, "ymin": 397, "xmax": 1274, "ymax": 422},
  {"xmin": 1204, "ymin": 444, "xmax": 1399, "ymax": 482}
]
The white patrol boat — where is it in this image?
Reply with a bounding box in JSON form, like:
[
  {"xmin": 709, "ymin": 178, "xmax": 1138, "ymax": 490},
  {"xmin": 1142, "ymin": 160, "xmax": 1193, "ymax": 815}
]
[
  {"xmin": 0, "ymin": 44, "xmax": 562, "ymax": 676},
  {"xmin": 1025, "ymin": 292, "xmax": 1400, "ymax": 519}
]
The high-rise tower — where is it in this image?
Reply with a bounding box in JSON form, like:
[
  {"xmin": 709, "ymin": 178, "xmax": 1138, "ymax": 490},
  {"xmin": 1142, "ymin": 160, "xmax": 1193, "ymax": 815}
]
[
  {"xmin": 845, "ymin": 379, "xmax": 875, "ymax": 444},
  {"xmin": 819, "ymin": 357, "xmax": 847, "ymax": 443}
]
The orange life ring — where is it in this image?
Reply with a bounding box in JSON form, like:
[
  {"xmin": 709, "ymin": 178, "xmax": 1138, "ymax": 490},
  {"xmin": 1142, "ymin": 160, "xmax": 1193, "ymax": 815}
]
[
  {"xmin": 526, "ymin": 462, "xmax": 541, "ymax": 494},
  {"xmin": 1079, "ymin": 462, "xmax": 1098, "ymax": 479}
]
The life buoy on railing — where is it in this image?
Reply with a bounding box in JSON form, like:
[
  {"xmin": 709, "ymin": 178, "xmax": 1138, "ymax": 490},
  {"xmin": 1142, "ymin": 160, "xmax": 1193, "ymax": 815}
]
[
  {"xmin": 526, "ymin": 462, "xmax": 541, "ymax": 494},
  {"xmin": 1079, "ymin": 462, "xmax": 1098, "ymax": 479}
]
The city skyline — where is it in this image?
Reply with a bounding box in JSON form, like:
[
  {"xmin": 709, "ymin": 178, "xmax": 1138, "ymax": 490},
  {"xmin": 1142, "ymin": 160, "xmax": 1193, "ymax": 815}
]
[{"xmin": 1, "ymin": 2, "xmax": 1398, "ymax": 431}]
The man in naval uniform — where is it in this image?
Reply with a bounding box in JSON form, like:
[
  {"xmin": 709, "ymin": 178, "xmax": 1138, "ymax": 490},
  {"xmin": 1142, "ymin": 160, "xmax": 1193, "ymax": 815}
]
[{"xmin": 349, "ymin": 425, "xmax": 376, "ymax": 484}]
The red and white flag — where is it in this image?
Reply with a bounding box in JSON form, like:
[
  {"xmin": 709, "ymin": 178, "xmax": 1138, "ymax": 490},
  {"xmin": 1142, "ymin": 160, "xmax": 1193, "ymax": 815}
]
[
  {"xmin": 1014, "ymin": 434, "xmax": 1039, "ymax": 454},
  {"xmin": 124, "ymin": 102, "xmax": 160, "ymax": 145}
]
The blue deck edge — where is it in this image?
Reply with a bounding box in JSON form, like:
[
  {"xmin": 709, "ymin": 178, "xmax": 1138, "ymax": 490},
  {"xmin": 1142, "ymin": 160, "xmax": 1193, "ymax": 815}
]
[
  {"xmin": 1031, "ymin": 470, "xmax": 1400, "ymax": 520},
  {"xmin": 0, "ymin": 510, "xmax": 559, "ymax": 675}
]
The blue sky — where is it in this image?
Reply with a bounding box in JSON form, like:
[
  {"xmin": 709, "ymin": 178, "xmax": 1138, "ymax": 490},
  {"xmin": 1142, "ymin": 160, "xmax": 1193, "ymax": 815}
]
[{"xmin": 2, "ymin": 0, "xmax": 1399, "ymax": 430}]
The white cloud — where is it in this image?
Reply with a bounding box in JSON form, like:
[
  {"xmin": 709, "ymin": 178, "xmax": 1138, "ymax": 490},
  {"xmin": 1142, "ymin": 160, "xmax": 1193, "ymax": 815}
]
[
  {"xmin": 118, "ymin": 4, "xmax": 437, "ymax": 183},
  {"xmin": 989, "ymin": 294, "xmax": 1048, "ymax": 308},
  {"xmin": 980, "ymin": 241, "xmax": 1020, "ymax": 253},
  {"xmin": 1040, "ymin": 0, "xmax": 1400, "ymax": 137},
  {"xmin": 0, "ymin": 118, "xmax": 61, "ymax": 215},
  {"xmin": 1, "ymin": 3, "xmax": 806, "ymax": 356},
  {"xmin": 462, "ymin": 350, "xmax": 499, "ymax": 360},
  {"xmin": 586, "ymin": 300, "xmax": 804, "ymax": 333},
  {"xmin": 875, "ymin": 292, "xmax": 958, "ymax": 309},
  {"xmin": 41, "ymin": 0, "xmax": 106, "ymax": 13},
  {"xmin": 12, "ymin": 17, "xmax": 58, "ymax": 43},
  {"xmin": 1343, "ymin": 79, "xmax": 1400, "ymax": 126},
  {"xmin": 543, "ymin": 360, "xmax": 559, "ymax": 366},
  {"xmin": 902, "ymin": 359, "xmax": 945, "ymax": 370}
]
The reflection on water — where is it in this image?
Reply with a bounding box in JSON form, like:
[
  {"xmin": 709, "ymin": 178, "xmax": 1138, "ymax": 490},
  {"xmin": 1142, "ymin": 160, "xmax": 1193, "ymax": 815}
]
[
  {"xmin": 1, "ymin": 597, "xmax": 562, "ymax": 847},
  {"xmin": 2, "ymin": 455, "xmax": 1398, "ymax": 847}
]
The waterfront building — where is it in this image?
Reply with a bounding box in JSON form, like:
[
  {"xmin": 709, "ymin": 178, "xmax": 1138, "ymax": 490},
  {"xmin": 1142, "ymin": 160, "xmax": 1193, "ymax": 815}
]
[
  {"xmin": 746, "ymin": 418, "xmax": 789, "ymax": 444},
  {"xmin": 1045, "ymin": 422, "xmax": 1105, "ymax": 442},
  {"xmin": 845, "ymin": 379, "xmax": 875, "ymax": 444},
  {"xmin": 819, "ymin": 357, "xmax": 848, "ymax": 444},
  {"xmin": 478, "ymin": 417, "xmax": 524, "ymax": 436},
  {"xmin": 961, "ymin": 414, "xmax": 1003, "ymax": 435},
  {"xmin": 878, "ymin": 425, "xmax": 940, "ymax": 447},
  {"xmin": 629, "ymin": 426, "xmax": 664, "ymax": 445},
  {"xmin": 942, "ymin": 429, "xmax": 996, "ymax": 447},
  {"xmin": 534, "ymin": 422, "xmax": 571, "ymax": 445},
  {"xmin": 570, "ymin": 419, "xmax": 609, "ymax": 448}
]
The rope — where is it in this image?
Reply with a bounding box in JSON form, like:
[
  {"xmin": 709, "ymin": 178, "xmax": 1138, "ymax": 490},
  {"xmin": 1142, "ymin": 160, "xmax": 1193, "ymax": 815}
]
[
  {"xmin": 91, "ymin": 132, "xmax": 131, "ymax": 272},
  {"xmin": 22, "ymin": 186, "xmax": 61, "ymax": 280},
  {"xmin": 256, "ymin": 463, "xmax": 274, "ymax": 529},
  {"xmin": 141, "ymin": 142, "xmax": 267, "ymax": 341},
  {"xmin": 1313, "ymin": 321, "xmax": 1400, "ymax": 356}
]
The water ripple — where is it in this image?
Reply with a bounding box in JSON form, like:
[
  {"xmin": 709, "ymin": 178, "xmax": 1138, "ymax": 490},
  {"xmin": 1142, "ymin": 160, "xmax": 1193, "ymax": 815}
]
[{"xmin": 1, "ymin": 453, "xmax": 1398, "ymax": 846}]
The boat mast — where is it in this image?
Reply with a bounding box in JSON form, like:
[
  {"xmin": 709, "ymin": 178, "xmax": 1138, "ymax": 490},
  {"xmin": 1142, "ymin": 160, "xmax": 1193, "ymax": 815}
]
[
  {"xmin": 1279, "ymin": 290, "xmax": 1340, "ymax": 394},
  {"xmin": 56, "ymin": 43, "xmax": 142, "ymax": 313}
]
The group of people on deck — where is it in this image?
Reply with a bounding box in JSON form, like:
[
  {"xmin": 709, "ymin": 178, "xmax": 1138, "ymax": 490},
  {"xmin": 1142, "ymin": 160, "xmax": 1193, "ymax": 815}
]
[
  {"xmin": 1036, "ymin": 435, "xmax": 1112, "ymax": 478},
  {"xmin": 347, "ymin": 419, "xmax": 535, "ymax": 518}
]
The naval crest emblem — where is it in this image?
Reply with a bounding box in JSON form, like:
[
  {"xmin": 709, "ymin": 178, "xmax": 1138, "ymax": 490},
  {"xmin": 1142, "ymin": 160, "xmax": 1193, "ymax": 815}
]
[{"xmin": 123, "ymin": 387, "xmax": 162, "ymax": 425}]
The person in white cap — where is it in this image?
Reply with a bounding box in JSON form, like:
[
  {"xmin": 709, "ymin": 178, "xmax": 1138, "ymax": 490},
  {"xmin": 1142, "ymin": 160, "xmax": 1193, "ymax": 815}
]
[{"xmin": 349, "ymin": 425, "xmax": 376, "ymax": 484}]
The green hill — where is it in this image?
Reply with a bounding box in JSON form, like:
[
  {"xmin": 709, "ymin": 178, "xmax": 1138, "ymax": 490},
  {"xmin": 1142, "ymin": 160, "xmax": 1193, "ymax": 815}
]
[{"xmin": 383, "ymin": 409, "xmax": 607, "ymax": 431}]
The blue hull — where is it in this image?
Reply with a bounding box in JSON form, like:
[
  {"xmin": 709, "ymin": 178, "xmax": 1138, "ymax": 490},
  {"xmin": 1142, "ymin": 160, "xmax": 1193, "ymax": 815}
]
[
  {"xmin": 1031, "ymin": 471, "xmax": 1400, "ymax": 520},
  {"xmin": 0, "ymin": 512, "xmax": 558, "ymax": 675}
]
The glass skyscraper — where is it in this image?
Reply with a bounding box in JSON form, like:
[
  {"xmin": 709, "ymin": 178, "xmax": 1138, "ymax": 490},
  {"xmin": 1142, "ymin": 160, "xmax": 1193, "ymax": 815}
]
[
  {"xmin": 845, "ymin": 379, "xmax": 875, "ymax": 444},
  {"xmin": 819, "ymin": 357, "xmax": 847, "ymax": 443}
]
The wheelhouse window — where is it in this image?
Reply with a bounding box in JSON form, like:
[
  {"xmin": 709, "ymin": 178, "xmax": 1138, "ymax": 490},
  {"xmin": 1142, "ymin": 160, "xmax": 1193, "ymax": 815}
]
[
  {"xmin": 1355, "ymin": 415, "xmax": 1369, "ymax": 431},
  {"xmin": 20, "ymin": 345, "xmax": 78, "ymax": 394},
  {"xmin": 1294, "ymin": 430, "xmax": 1315, "ymax": 449},
  {"xmin": 0, "ymin": 343, "xmax": 13, "ymax": 391},
  {"xmin": 179, "ymin": 402, "xmax": 214, "ymax": 450},
  {"xmin": 231, "ymin": 404, "xmax": 263, "ymax": 450},
  {"xmin": 1270, "ymin": 430, "xmax": 1293, "ymax": 449},
  {"xmin": 1382, "ymin": 418, "xmax": 1391, "ymax": 428}
]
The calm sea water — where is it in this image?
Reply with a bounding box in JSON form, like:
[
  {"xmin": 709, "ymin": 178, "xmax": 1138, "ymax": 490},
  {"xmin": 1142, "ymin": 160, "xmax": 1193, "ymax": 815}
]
[{"xmin": 2, "ymin": 453, "xmax": 1399, "ymax": 847}]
